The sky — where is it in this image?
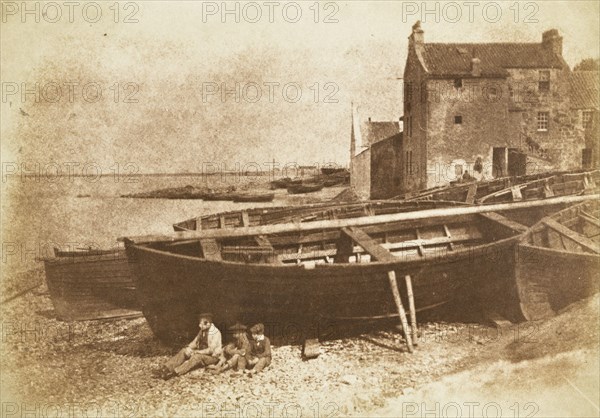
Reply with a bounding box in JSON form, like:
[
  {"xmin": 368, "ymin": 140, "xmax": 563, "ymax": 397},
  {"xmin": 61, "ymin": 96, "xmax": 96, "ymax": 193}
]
[{"xmin": 1, "ymin": 0, "xmax": 599, "ymax": 173}]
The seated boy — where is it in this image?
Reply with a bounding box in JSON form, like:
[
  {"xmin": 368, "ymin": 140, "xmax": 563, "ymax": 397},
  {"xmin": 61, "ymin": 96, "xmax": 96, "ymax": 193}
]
[
  {"xmin": 247, "ymin": 323, "xmax": 271, "ymax": 375},
  {"xmin": 209, "ymin": 322, "xmax": 250, "ymax": 374}
]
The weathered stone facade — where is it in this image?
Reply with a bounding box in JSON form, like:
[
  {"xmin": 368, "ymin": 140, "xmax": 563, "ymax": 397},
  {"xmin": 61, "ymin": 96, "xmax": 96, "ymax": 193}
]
[
  {"xmin": 403, "ymin": 22, "xmax": 591, "ymax": 192},
  {"xmin": 350, "ymin": 23, "xmax": 598, "ymax": 200}
]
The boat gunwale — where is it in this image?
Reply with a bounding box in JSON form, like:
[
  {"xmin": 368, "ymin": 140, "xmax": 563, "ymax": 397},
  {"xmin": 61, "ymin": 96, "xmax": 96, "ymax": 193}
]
[
  {"xmin": 518, "ymin": 200, "xmax": 600, "ymax": 254},
  {"xmin": 171, "ymin": 200, "xmax": 471, "ymax": 230},
  {"xmin": 517, "ymin": 242, "xmax": 600, "ymax": 259},
  {"xmin": 128, "ymin": 233, "xmax": 521, "ymax": 271}
]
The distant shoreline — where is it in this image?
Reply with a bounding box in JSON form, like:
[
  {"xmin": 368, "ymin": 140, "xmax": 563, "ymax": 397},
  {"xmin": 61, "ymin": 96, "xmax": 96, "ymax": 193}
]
[{"xmin": 19, "ymin": 172, "xmax": 306, "ymax": 178}]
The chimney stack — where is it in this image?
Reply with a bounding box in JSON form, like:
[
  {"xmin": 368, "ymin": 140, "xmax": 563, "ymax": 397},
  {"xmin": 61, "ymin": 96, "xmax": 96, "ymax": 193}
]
[
  {"xmin": 409, "ymin": 20, "xmax": 424, "ymax": 47},
  {"xmin": 471, "ymin": 58, "xmax": 481, "ymax": 77},
  {"xmin": 542, "ymin": 29, "xmax": 563, "ymax": 56}
]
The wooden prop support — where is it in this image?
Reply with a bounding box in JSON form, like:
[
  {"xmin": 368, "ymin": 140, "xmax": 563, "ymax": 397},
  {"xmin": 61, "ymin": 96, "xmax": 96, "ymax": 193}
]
[
  {"xmin": 388, "ymin": 271, "xmax": 413, "ymax": 353},
  {"xmin": 405, "ymin": 275, "xmax": 418, "ymax": 346}
]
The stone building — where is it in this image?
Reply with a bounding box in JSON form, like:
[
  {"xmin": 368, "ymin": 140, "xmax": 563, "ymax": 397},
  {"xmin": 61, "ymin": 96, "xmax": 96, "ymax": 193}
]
[
  {"xmin": 350, "ymin": 22, "xmax": 598, "ymax": 198},
  {"xmin": 402, "ymin": 21, "xmax": 587, "ymax": 191},
  {"xmin": 569, "ymin": 71, "xmax": 599, "ymax": 168},
  {"xmin": 349, "ymin": 105, "xmax": 403, "ymax": 199}
]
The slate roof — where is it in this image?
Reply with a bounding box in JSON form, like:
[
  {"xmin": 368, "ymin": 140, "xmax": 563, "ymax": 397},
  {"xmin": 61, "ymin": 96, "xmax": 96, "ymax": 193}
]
[
  {"xmin": 360, "ymin": 121, "xmax": 401, "ymax": 145},
  {"xmin": 421, "ymin": 43, "xmax": 567, "ymax": 78},
  {"xmin": 569, "ymin": 71, "xmax": 599, "ymax": 109}
]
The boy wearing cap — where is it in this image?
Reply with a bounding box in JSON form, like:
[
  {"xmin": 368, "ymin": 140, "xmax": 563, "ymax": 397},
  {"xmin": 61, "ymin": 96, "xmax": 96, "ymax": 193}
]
[
  {"xmin": 158, "ymin": 313, "xmax": 222, "ymax": 380},
  {"xmin": 247, "ymin": 323, "xmax": 271, "ymax": 375},
  {"xmin": 210, "ymin": 322, "xmax": 250, "ymax": 374}
]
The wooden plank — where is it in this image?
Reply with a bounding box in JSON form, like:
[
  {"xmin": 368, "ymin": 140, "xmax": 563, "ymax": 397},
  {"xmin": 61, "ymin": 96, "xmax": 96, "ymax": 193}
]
[
  {"xmin": 241, "ymin": 211, "xmax": 250, "ymax": 227},
  {"xmin": 342, "ymin": 227, "xmax": 396, "ymax": 263},
  {"xmin": 443, "ymin": 224, "xmax": 454, "ymax": 250},
  {"xmin": 255, "ymin": 235, "xmax": 273, "ymax": 249},
  {"xmin": 465, "ymin": 184, "xmax": 477, "ymax": 204},
  {"xmin": 302, "ymin": 338, "xmax": 320, "ymax": 359},
  {"xmin": 485, "ymin": 311, "xmax": 514, "ymax": 329},
  {"xmin": 543, "ymin": 181, "xmax": 555, "ymax": 198},
  {"xmin": 581, "ymin": 211, "xmax": 599, "ymax": 222},
  {"xmin": 388, "ymin": 271, "xmax": 413, "ymax": 353},
  {"xmin": 580, "ymin": 213, "xmax": 600, "ymax": 229},
  {"xmin": 478, "ymin": 212, "xmax": 528, "ymax": 233},
  {"xmin": 543, "ymin": 218, "xmax": 600, "ymax": 254},
  {"xmin": 414, "ymin": 228, "xmax": 425, "ymax": 257},
  {"xmin": 200, "ymin": 238, "xmax": 222, "ymax": 261},
  {"xmin": 255, "ymin": 235, "xmax": 283, "ymax": 264},
  {"xmin": 122, "ymin": 194, "xmax": 599, "ymax": 244},
  {"xmin": 381, "ymin": 232, "xmax": 483, "ymax": 252},
  {"xmin": 511, "ymin": 185, "xmax": 523, "ymax": 201}
]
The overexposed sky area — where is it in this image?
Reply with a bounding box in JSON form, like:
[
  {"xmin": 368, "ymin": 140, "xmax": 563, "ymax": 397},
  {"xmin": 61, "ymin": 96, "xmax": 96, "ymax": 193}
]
[{"xmin": 1, "ymin": 1, "xmax": 599, "ymax": 171}]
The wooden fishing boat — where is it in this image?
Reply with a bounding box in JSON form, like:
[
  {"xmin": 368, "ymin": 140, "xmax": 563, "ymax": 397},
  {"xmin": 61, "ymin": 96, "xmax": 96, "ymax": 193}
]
[
  {"xmin": 477, "ymin": 171, "xmax": 598, "ymax": 204},
  {"xmin": 200, "ymin": 192, "xmax": 235, "ymax": 201},
  {"xmin": 42, "ymin": 247, "xmax": 141, "ymax": 321},
  {"xmin": 172, "ymin": 200, "xmax": 469, "ymax": 232},
  {"xmin": 321, "ymin": 167, "xmax": 347, "ymax": 176},
  {"xmin": 396, "ymin": 170, "xmax": 599, "ymax": 226},
  {"xmin": 270, "ymin": 177, "xmax": 303, "ymax": 189},
  {"xmin": 515, "ymin": 199, "xmax": 600, "ymax": 321},
  {"xmin": 231, "ymin": 192, "xmax": 275, "ymax": 203},
  {"xmin": 125, "ymin": 198, "xmax": 577, "ymax": 345},
  {"xmin": 53, "ymin": 246, "xmax": 117, "ymax": 257},
  {"xmin": 400, "ymin": 170, "xmax": 598, "ymax": 204},
  {"xmin": 287, "ymin": 183, "xmax": 324, "ymax": 194}
]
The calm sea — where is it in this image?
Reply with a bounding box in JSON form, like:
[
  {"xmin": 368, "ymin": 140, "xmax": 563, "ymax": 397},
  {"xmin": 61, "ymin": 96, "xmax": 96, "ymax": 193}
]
[{"xmin": 2, "ymin": 174, "xmax": 343, "ymax": 275}]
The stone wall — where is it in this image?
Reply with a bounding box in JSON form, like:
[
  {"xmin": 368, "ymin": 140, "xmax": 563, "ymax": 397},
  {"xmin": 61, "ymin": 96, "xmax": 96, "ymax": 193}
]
[
  {"xmin": 425, "ymin": 77, "xmax": 512, "ymax": 187},
  {"xmin": 350, "ymin": 148, "xmax": 371, "ymax": 200},
  {"xmin": 506, "ymin": 68, "xmax": 584, "ymax": 172},
  {"xmin": 403, "ymin": 49, "xmax": 428, "ymax": 192},
  {"xmin": 370, "ymin": 134, "xmax": 403, "ymax": 199}
]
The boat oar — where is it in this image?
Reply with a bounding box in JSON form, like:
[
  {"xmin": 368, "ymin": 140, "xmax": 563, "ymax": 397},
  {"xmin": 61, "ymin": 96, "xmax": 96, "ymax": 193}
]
[
  {"xmin": 388, "ymin": 270, "xmax": 413, "ymax": 353},
  {"xmin": 122, "ymin": 194, "xmax": 600, "ymax": 244}
]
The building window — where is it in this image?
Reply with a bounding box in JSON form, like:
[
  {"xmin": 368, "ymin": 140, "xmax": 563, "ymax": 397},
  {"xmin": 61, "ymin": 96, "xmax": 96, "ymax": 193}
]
[
  {"xmin": 454, "ymin": 116, "xmax": 462, "ymax": 124},
  {"xmin": 454, "ymin": 79, "xmax": 462, "ymax": 88},
  {"xmin": 583, "ymin": 111, "xmax": 593, "ymax": 129},
  {"xmin": 538, "ymin": 70, "xmax": 550, "ymax": 92},
  {"xmin": 537, "ymin": 112, "xmax": 549, "ymax": 131}
]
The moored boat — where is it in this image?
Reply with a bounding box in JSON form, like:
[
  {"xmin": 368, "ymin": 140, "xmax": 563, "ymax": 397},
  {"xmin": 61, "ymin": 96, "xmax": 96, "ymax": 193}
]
[
  {"xmin": 124, "ymin": 200, "xmax": 554, "ymax": 345},
  {"xmin": 231, "ymin": 192, "xmax": 275, "ymax": 203},
  {"xmin": 287, "ymin": 183, "xmax": 324, "ymax": 194},
  {"xmin": 42, "ymin": 247, "xmax": 141, "ymax": 321},
  {"xmin": 398, "ymin": 170, "xmax": 599, "ymax": 204},
  {"xmin": 270, "ymin": 177, "xmax": 303, "ymax": 189},
  {"xmin": 321, "ymin": 167, "xmax": 347, "ymax": 176},
  {"xmin": 477, "ymin": 170, "xmax": 598, "ymax": 204},
  {"xmin": 514, "ymin": 199, "xmax": 600, "ymax": 321}
]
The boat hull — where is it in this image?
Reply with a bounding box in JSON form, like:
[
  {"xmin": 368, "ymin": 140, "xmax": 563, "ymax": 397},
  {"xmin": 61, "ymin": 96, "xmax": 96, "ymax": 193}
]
[
  {"xmin": 127, "ymin": 237, "xmax": 518, "ymax": 345},
  {"xmin": 43, "ymin": 250, "xmax": 142, "ymax": 321},
  {"xmin": 515, "ymin": 200, "xmax": 600, "ymax": 320}
]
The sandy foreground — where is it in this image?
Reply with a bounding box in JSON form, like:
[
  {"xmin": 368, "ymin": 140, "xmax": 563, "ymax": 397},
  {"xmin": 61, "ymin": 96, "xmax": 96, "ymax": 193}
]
[{"xmin": 1, "ymin": 269, "xmax": 598, "ymax": 417}]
